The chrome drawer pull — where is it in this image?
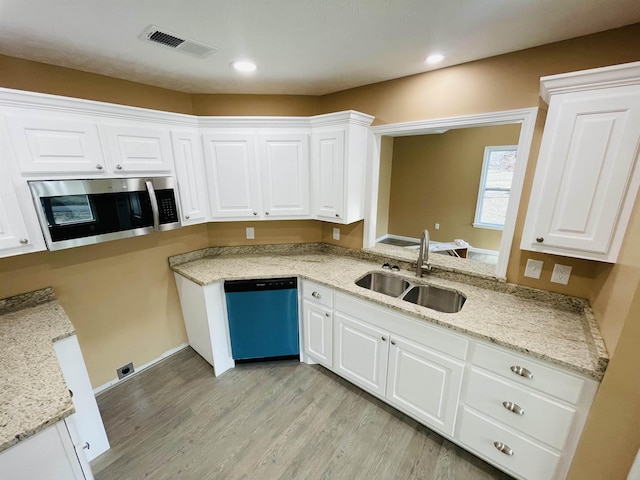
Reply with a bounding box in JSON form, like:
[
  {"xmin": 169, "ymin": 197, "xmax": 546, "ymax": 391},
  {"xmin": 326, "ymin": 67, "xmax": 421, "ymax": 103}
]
[
  {"xmin": 510, "ymin": 365, "xmax": 533, "ymax": 379},
  {"xmin": 502, "ymin": 401, "xmax": 524, "ymax": 416},
  {"xmin": 494, "ymin": 441, "xmax": 514, "ymax": 456},
  {"xmin": 311, "ymin": 291, "xmax": 321, "ymax": 299}
]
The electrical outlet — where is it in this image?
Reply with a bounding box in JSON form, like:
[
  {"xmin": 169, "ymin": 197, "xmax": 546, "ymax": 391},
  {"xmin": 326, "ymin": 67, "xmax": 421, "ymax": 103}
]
[
  {"xmin": 333, "ymin": 227, "xmax": 340, "ymax": 240},
  {"xmin": 435, "ymin": 223, "xmax": 440, "ymax": 230},
  {"xmin": 551, "ymin": 264, "xmax": 572, "ymax": 285},
  {"xmin": 117, "ymin": 362, "xmax": 134, "ymax": 380},
  {"xmin": 246, "ymin": 227, "xmax": 255, "ymax": 239},
  {"xmin": 524, "ymin": 259, "xmax": 544, "ymax": 279}
]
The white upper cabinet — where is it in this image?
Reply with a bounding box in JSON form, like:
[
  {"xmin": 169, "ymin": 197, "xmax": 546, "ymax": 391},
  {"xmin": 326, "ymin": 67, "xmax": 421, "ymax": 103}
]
[
  {"xmin": 5, "ymin": 112, "xmax": 106, "ymax": 175},
  {"xmin": 171, "ymin": 130, "xmax": 209, "ymax": 225},
  {"xmin": 202, "ymin": 128, "xmax": 311, "ymax": 220},
  {"xmin": 0, "ymin": 120, "xmax": 46, "ymax": 257},
  {"xmin": 311, "ymin": 111, "xmax": 374, "ymax": 224},
  {"xmin": 258, "ymin": 132, "xmax": 310, "ymax": 217},
  {"xmin": 202, "ymin": 131, "xmax": 261, "ymax": 219},
  {"xmin": 100, "ymin": 123, "xmax": 174, "ymax": 174},
  {"xmin": 522, "ymin": 61, "xmax": 640, "ymax": 262}
]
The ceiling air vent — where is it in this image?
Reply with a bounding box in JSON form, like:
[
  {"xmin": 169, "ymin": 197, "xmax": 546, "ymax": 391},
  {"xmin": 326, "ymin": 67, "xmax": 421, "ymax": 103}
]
[{"xmin": 139, "ymin": 25, "xmax": 218, "ymax": 58}]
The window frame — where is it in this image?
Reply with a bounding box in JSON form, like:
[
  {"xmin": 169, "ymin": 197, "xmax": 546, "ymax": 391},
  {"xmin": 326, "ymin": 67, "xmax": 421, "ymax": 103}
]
[{"xmin": 473, "ymin": 145, "xmax": 518, "ymax": 231}]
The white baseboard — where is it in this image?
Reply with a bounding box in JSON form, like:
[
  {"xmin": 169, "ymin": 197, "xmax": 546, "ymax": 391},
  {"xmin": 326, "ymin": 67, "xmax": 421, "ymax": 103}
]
[
  {"xmin": 380, "ymin": 233, "xmax": 421, "ymax": 243},
  {"xmin": 375, "ymin": 234, "xmax": 389, "ymax": 243},
  {"xmin": 93, "ymin": 343, "xmax": 189, "ymax": 395}
]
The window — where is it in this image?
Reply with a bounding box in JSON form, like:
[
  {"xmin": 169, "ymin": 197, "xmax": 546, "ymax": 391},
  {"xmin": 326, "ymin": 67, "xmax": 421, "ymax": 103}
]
[{"xmin": 473, "ymin": 146, "xmax": 517, "ymax": 230}]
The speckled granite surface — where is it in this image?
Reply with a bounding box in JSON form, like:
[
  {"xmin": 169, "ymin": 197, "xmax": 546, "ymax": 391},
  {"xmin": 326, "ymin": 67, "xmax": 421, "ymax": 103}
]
[
  {"xmin": 171, "ymin": 245, "xmax": 608, "ymax": 381},
  {"xmin": 0, "ymin": 289, "xmax": 75, "ymax": 453}
]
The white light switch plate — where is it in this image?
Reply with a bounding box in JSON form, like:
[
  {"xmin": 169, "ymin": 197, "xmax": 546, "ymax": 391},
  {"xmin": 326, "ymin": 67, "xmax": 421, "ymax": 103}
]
[
  {"xmin": 524, "ymin": 259, "xmax": 543, "ymax": 279},
  {"xmin": 551, "ymin": 264, "xmax": 572, "ymax": 285},
  {"xmin": 246, "ymin": 227, "xmax": 255, "ymax": 239},
  {"xmin": 333, "ymin": 227, "xmax": 340, "ymax": 240},
  {"xmin": 435, "ymin": 223, "xmax": 440, "ymax": 230}
]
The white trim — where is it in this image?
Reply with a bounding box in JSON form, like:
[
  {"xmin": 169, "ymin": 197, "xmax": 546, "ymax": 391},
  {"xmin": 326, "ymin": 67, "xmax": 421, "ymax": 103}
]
[
  {"xmin": 540, "ymin": 61, "xmax": 640, "ymax": 103},
  {"xmin": 472, "ymin": 223, "xmax": 504, "ymax": 231},
  {"xmin": 93, "ymin": 342, "xmax": 189, "ymax": 395},
  {"xmin": 365, "ymin": 107, "xmax": 538, "ymax": 280}
]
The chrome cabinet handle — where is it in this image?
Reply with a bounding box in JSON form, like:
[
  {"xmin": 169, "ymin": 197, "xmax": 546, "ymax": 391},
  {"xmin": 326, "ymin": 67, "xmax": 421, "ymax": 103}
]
[
  {"xmin": 82, "ymin": 442, "xmax": 90, "ymax": 450},
  {"xmin": 494, "ymin": 441, "xmax": 513, "ymax": 456},
  {"xmin": 116, "ymin": 164, "xmax": 123, "ymax": 170},
  {"xmin": 325, "ymin": 312, "xmax": 330, "ymax": 317},
  {"xmin": 390, "ymin": 340, "xmax": 396, "ymax": 346},
  {"xmin": 253, "ymin": 212, "xmax": 257, "ymax": 216},
  {"xmin": 510, "ymin": 365, "xmax": 533, "ymax": 379},
  {"xmin": 19, "ymin": 238, "xmax": 28, "ymax": 244},
  {"xmin": 265, "ymin": 211, "xmax": 270, "ymax": 216},
  {"xmin": 381, "ymin": 336, "xmax": 387, "ymax": 341},
  {"xmin": 311, "ymin": 291, "xmax": 321, "ymax": 299},
  {"xmin": 536, "ymin": 237, "xmax": 544, "ymax": 243},
  {"xmin": 96, "ymin": 164, "xmax": 103, "ymax": 170},
  {"xmin": 185, "ymin": 215, "xmax": 190, "ymax": 220},
  {"xmin": 502, "ymin": 401, "xmax": 524, "ymax": 416},
  {"xmin": 335, "ymin": 213, "xmax": 340, "ymax": 218}
]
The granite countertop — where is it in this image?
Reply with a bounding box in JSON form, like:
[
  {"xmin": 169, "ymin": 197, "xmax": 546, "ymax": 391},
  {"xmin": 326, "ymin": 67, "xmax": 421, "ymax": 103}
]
[
  {"xmin": 170, "ymin": 244, "xmax": 608, "ymax": 381},
  {"xmin": 0, "ymin": 288, "xmax": 76, "ymax": 453}
]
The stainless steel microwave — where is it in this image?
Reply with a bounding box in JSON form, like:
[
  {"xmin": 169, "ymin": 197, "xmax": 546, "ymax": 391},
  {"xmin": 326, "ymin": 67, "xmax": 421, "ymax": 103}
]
[{"xmin": 28, "ymin": 177, "xmax": 182, "ymax": 251}]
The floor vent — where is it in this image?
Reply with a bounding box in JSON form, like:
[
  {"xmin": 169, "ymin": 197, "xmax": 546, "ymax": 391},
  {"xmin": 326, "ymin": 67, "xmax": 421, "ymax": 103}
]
[{"xmin": 139, "ymin": 25, "xmax": 218, "ymax": 58}]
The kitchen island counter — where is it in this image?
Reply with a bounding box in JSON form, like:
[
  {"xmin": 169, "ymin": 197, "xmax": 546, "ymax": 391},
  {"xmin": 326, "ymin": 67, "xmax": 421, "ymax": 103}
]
[{"xmin": 0, "ymin": 288, "xmax": 75, "ymax": 453}]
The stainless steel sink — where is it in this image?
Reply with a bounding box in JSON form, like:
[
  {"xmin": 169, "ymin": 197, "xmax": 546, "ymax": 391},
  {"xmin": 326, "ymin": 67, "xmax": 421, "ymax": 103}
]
[
  {"xmin": 401, "ymin": 285, "xmax": 466, "ymax": 313},
  {"xmin": 355, "ymin": 272, "xmax": 411, "ymax": 297}
]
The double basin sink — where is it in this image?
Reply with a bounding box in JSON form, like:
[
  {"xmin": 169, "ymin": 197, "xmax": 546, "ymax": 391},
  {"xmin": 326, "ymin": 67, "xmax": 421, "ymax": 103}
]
[{"xmin": 355, "ymin": 271, "xmax": 466, "ymax": 314}]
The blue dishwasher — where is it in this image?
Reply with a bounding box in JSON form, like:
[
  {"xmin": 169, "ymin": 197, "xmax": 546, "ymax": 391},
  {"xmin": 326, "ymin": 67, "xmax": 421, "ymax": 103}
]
[{"xmin": 224, "ymin": 277, "xmax": 299, "ymax": 361}]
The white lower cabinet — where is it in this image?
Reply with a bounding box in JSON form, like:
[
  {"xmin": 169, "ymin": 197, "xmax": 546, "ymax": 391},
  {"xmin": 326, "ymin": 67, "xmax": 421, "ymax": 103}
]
[
  {"xmin": 302, "ymin": 300, "xmax": 333, "ymax": 368},
  {"xmin": 0, "ymin": 420, "xmax": 93, "ymax": 480},
  {"xmin": 53, "ymin": 335, "xmax": 110, "ymax": 462},
  {"xmin": 333, "ymin": 311, "xmax": 389, "ymax": 397},
  {"xmin": 299, "ymin": 280, "xmax": 599, "ymax": 480},
  {"xmin": 386, "ymin": 336, "xmax": 464, "ymax": 437}
]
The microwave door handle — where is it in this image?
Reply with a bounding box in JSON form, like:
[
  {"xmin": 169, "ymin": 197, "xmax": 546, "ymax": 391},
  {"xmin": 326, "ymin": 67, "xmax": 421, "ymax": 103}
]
[{"xmin": 145, "ymin": 181, "xmax": 160, "ymax": 231}]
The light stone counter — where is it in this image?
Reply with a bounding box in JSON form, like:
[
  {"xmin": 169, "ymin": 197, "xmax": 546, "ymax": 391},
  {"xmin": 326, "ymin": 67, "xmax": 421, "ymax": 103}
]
[
  {"xmin": 0, "ymin": 288, "xmax": 75, "ymax": 453},
  {"xmin": 171, "ymin": 244, "xmax": 608, "ymax": 381}
]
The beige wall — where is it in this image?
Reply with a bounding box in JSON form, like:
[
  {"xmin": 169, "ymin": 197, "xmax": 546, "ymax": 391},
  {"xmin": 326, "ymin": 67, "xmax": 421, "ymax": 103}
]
[
  {"xmin": 192, "ymin": 94, "xmax": 319, "ymax": 116},
  {"xmin": 207, "ymin": 220, "xmax": 322, "ymax": 246},
  {"xmin": 386, "ymin": 124, "xmax": 520, "ymax": 250},
  {"xmin": 3, "ymin": 23, "xmax": 640, "ymax": 479},
  {"xmin": 0, "ymin": 226, "xmax": 209, "ymax": 387}
]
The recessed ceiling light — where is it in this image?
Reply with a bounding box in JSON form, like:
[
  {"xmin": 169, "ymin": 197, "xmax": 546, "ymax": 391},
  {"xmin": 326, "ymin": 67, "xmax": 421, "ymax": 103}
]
[
  {"xmin": 232, "ymin": 61, "xmax": 257, "ymax": 72},
  {"xmin": 426, "ymin": 54, "xmax": 445, "ymax": 65}
]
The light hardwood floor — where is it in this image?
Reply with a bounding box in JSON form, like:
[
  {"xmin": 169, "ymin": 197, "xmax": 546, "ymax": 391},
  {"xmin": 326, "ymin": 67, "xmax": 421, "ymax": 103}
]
[{"xmin": 92, "ymin": 348, "xmax": 513, "ymax": 480}]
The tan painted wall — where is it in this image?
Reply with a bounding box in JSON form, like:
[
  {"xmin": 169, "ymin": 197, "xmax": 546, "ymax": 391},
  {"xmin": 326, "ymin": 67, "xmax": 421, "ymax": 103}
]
[
  {"xmin": 0, "ymin": 226, "xmax": 209, "ymax": 387},
  {"xmin": 207, "ymin": 220, "xmax": 322, "ymax": 246},
  {"xmin": 376, "ymin": 136, "xmax": 394, "ymax": 239},
  {"xmin": 322, "ymin": 220, "xmax": 365, "ymax": 250},
  {"xmin": 0, "ymin": 55, "xmax": 194, "ymax": 114},
  {"xmin": 192, "ymin": 94, "xmax": 319, "ymax": 116},
  {"xmin": 387, "ymin": 124, "xmax": 520, "ymax": 250}
]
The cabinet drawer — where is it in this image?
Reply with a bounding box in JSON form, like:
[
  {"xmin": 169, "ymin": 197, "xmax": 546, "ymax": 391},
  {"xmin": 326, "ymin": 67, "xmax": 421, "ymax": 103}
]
[
  {"xmin": 302, "ymin": 280, "xmax": 334, "ymax": 308},
  {"xmin": 458, "ymin": 407, "xmax": 560, "ymax": 480},
  {"xmin": 464, "ymin": 368, "xmax": 575, "ymax": 450},
  {"xmin": 472, "ymin": 343, "xmax": 584, "ymax": 404}
]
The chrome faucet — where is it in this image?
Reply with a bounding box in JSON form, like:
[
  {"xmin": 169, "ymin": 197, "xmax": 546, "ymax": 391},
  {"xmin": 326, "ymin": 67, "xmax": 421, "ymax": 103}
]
[{"xmin": 416, "ymin": 229, "xmax": 432, "ymax": 277}]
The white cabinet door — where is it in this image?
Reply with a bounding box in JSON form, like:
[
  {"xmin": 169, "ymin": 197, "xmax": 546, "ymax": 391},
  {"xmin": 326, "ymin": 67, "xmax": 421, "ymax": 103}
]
[
  {"xmin": 171, "ymin": 130, "xmax": 209, "ymax": 225},
  {"xmin": 522, "ymin": 85, "xmax": 640, "ymax": 262},
  {"xmin": 202, "ymin": 132, "xmax": 261, "ymax": 219},
  {"xmin": 53, "ymin": 335, "xmax": 110, "ymax": 462},
  {"xmin": 386, "ymin": 335, "xmax": 464, "ymax": 436},
  {"xmin": 333, "ymin": 311, "xmax": 389, "ymax": 397},
  {"xmin": 259, "ymin": 132, "xmax": 310, "ymax": 218},
  {"xmin": 302, "ymin": 300, "xmax": 333, "ymax": 368},
  {"xmin": 0, "ymin": 421, "xmax": 89, "ymax": 480},
  {"xmin": 313, "ymin": 128, "xmax": 345, "ymax": 222},
  {"xmin": 101, "ymin": 124, "xmax": 174, "ymax": 174},
  {"xmin": 5, "ymin": 112, "xmax": 106, "ymax": 174}
]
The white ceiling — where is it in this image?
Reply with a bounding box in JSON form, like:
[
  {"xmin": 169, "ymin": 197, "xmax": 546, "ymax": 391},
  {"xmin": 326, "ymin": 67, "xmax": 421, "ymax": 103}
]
[{"xmin": 1, "ymin": 1, "xmax": 639, "ymax": 95}]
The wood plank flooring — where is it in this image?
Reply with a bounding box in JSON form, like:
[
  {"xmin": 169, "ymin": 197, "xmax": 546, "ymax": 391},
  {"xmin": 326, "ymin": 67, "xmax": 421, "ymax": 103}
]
[{"xmin": 92, "ymin": 348, "xmax": 513, "ymax": 480}]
